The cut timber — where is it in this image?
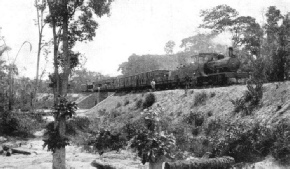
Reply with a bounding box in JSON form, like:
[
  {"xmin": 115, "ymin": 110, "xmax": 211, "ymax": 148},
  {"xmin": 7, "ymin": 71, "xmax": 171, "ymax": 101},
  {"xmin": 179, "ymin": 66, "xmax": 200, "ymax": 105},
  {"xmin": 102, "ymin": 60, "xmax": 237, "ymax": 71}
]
[
  {"xmin": 11, "ymin": 148, "xmax": 32, "ymax": 155},
  {"xmin": 91, "ymin": 160, "xmax": 116, "ymax": 169},
  {"xmin": 163, "ymin": 156, "xmax": 235, "ymax": 169}
]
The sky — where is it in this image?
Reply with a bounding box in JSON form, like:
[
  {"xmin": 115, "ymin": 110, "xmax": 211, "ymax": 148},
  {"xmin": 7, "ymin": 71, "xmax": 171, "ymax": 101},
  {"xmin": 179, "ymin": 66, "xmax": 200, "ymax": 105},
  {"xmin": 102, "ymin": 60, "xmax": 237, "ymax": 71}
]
[{"xmin": 0, "ymin": 0, "xmax": 290, "ymax": 79}]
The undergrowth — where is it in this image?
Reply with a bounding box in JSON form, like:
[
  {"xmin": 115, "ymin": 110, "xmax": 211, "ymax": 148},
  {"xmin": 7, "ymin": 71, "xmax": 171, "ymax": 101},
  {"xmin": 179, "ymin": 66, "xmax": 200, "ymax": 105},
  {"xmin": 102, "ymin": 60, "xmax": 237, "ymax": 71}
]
[
  {"xmin": 193, "ymin": 91, "xmax": 208, "ymax": 107},
  {"xmin": 209, "ymin": 119, "xmax": 290, "ymax": 164},
  {"xmin": 0, "ymin": 111, "xmax": 47, "ymax": 138},
  {"xmin": 142, "ymin": 93, "xmax": 156, "ymax": 109},
  {"xmin": 230, "ymin": 80, "xmax": 263, "ymax": 115}
]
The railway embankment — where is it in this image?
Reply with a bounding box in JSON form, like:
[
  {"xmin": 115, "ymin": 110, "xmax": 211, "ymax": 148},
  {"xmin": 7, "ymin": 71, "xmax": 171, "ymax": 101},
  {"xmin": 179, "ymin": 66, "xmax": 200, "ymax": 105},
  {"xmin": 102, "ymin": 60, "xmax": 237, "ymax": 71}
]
[{"xmin": 84, "ymin": 81, "xmax": 290, "ymax": 168}]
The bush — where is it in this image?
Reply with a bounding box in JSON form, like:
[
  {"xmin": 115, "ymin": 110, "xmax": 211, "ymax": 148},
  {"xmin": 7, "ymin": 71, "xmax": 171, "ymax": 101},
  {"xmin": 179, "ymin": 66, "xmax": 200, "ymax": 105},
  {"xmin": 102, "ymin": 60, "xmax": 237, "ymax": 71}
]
[
  {"xmin": 193, "ymin": 92, "xmax": 207, "ymax": 107},
  {"xmin": 0, "ymin": 111, "xmax": 19, "ymax": 135},
  {"xmin": 191, "ymin": 126, "xmax": 200, "ymax": 136},
  {"xmin": 88, "ymin": 129, "xmax": 127, "ymax": 155},
  {"xmin": 110, "ymin": 109, "xmax": 121, "ymax": 118},
  {"xmin": 130, "ymin": 130, "xmax": 176, "ymax": 164},
  {"xmin": 135, "ymin": 99, "xmax": 143, "ymax": 109},
  {"xmin": 271, "ymin": 120, "xmax": 290, "ymax": 165},
  {"xmin": 211, "ymin": 121, "xmax": 274, "ymax": 163},
  {"xmin": 123, "ymin": 99, "xmax": 130, "ymax": 106},
  {"xmin": 98, "ymin": 108, "xmax": 107, "ymax": 116},
  {"xmin": 230, "ymin": 80, "xmax": 263, "ymax": 115},
  {"xmin": 184, "ymin": 111, "xmax": 204, "ymax": 127},
  {"xmin": 210, "ymin": 92, "xmax": 216, "ymax": 98},
  {"xmin": 177, "ymin": 111, "xmax": 182, "ymax": 117},
  {"xmin": 116, "ymin": 102, "xmax": 122, "ymax": 108},
  {"xmin": 66, "ymin": 116, "xmax": 91, "ymax": 135},
  {"xmin": 142, "ymin": 93, "xmax": 156, "ymax": 109},
  {"xmin": 0, "ymin": 111, "xmax": 47, "ymax": 137},
  {"xmin": 204, "ymin": 118, "xmax": 223, "ymax": 136}
]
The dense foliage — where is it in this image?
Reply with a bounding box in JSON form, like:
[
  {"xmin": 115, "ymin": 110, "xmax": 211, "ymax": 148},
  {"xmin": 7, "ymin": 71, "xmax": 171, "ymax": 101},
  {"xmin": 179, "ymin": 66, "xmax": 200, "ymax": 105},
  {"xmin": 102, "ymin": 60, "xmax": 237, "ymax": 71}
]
[
  {"xmin": 230, "ymin": 80, "xmax": 263, "ymax": 115},
  {"xmin": 210, "ymin": 119, "xmax": 290, "ymax": 164},
  {"xmin": 130, "ymin": 106, "xmax": 176, "ymax": 164},
  {"xmin": 88, "ymin": 129, "xmax": 127, "ymax": 155},
  {"xmin": 142, "ymin": 93, "xmax": 156, "ymax": 109}
]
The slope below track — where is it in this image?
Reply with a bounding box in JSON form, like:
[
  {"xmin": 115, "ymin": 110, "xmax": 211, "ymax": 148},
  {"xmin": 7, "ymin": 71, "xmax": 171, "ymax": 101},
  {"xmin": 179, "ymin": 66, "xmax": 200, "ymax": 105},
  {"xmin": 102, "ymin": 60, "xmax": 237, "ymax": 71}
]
[{"xmin": 83, "ymin": 81, "xmax": 290, "ymax": 168}]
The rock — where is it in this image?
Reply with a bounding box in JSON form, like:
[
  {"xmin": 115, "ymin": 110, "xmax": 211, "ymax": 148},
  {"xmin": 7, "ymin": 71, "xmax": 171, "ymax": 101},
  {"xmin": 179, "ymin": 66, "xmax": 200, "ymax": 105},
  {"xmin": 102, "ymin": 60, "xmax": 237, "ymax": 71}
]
[
  {"xmin": 3, "ymin": 149, "xmax": 12, "ymax": 156},
  {"xmin": 0, "ymin": 136, "xmax": 7, "ymax": 142},
  {"xmin": 2, "ymin": 143, "xmax": 16, "ymax": 150}
]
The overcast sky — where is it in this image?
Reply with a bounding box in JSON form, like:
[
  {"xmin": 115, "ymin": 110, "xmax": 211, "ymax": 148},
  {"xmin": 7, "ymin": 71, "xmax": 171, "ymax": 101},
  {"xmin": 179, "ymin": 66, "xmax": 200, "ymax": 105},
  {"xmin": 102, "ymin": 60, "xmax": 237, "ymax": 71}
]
[{"xmin": 0, "ymin": 0, "xmax": 289, "ymax": 79}]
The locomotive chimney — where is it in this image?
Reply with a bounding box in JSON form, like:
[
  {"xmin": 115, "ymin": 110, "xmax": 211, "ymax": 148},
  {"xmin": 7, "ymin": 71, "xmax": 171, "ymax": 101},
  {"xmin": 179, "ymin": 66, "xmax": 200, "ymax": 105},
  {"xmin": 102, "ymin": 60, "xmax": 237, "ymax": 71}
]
[{"xmin": 228, "ymin": 47, "xmax": 234, "ymax": 58}]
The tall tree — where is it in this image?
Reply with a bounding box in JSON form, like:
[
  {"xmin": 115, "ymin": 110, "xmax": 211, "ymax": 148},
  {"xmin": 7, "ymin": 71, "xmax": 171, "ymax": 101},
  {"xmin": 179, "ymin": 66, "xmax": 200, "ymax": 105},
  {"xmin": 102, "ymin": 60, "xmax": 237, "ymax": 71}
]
[
  {"xmin": 200, "ymin": 5, "xmax": 263, "ymax": 54},
  {"xmin": 180, "ymin": 33, "xmax": 227, "ymax": 54},
  {"xmin": 0, "ymin": 45, "xmax": 10, "ymax": 111},
  {"xmin": 264, "ymin": 6, "xmax": 286, "ymax": 81},
  {"xmin": 164, "ymin": 40, "xmax": 176, "ymax": 55},
  {"xmin": 35, "ymin": 0, "xmax": 47, "ymax": 90},
  {"xmin": 199, "ymin": 4, "xmax": 239, "ymax": 33},
  {"xmin": 44, "ymin": 0, "xmax": 113, "ymax": 168},
  {"xmin": 118, "ymin": 54, "xmax": 160, "ymax": 75}
]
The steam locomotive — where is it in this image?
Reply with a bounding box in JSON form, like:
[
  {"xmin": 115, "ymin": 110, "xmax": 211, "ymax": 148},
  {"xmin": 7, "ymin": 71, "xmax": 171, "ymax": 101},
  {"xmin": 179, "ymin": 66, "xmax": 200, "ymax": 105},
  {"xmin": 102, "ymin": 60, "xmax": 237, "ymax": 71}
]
[{"xmin": 81, "ymin": 47, "xmax": 249, "ymax": 92}]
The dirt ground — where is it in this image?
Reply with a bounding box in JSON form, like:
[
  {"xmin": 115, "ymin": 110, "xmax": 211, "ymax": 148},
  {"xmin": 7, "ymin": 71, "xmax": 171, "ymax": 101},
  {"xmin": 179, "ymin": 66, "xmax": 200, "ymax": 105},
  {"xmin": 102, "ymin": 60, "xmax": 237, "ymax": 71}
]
[{"xmin": 0, "ymin": 136, "xmax": 148, "ymax": 169}]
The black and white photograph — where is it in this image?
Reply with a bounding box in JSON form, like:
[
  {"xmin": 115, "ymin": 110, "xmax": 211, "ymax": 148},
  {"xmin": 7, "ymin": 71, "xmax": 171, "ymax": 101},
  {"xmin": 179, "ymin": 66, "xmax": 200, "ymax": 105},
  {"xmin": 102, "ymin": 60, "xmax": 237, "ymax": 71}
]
[{"xmin": 0, "ymin": 0, "xmax": 290, "ymax": 168}]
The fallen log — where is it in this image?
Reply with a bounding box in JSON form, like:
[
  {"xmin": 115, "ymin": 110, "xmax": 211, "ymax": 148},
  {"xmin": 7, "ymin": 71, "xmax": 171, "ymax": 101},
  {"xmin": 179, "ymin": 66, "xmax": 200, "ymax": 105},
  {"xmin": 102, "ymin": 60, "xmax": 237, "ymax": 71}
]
[
  {"xmin": 91, "ymin": 160, "xmax": 116, "ymax": 169},
  {"xmin": 163, "ymin": 156, "xmax": 235, "ymax": 169},
  {"xmin": 11, "ymin": 148, "xmax": 31, "ymax": 155},
  {"xmin": 1, "ymin": 146, "xmax": 32, "ymax": 156}
]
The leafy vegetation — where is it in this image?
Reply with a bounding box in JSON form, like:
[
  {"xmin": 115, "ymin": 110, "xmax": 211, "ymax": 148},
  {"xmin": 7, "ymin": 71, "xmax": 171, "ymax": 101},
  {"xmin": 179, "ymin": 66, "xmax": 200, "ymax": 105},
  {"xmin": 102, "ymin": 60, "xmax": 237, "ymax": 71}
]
[
  {"xmin": 88, "ymin": 129, "xmax": 127, "ymax": 155},
  {"xmin": 193, "ymin": 91, "xmax": 208, "ymax": 107},
  {"xmin": 130, "ymin": 106, "xmax": 176, "ymax": 164},
  {"xmin": 208, "ymin": 119, "xmax": 290, "ymax": 164},
  {"xmin": 230, "ymin": 80, "xmax": 263, "ymax": 115},
  {"xmin": 135, "ymin": 99, "xmax": 143, "ymax": 109},
  {"xmin": 142, "ymin": 93, "xmax": 156, "ymax": 109}
]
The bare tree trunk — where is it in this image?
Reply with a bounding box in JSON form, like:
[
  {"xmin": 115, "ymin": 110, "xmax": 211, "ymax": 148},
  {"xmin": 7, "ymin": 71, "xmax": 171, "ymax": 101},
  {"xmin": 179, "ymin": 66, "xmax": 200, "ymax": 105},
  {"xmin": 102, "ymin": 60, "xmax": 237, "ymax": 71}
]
[
  {"xmin": 52, "ymin": 116, "xmax": 66, "ymax": 169},
  {"xmin": 52, "ymin": 0, "xmax": 69, "ymax": 168}
]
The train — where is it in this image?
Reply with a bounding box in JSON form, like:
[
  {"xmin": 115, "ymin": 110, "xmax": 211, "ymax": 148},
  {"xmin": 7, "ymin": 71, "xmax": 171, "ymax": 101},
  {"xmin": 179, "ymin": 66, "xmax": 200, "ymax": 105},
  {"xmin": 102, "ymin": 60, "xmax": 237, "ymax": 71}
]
[{"xmin": 81, "ymin": 47, "xmax": 249, "ymax": 92}]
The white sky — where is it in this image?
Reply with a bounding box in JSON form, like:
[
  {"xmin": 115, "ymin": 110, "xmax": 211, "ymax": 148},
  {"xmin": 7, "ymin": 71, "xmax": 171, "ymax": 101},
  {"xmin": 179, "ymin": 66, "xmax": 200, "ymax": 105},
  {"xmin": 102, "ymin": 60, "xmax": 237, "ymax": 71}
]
[{"xmin": 0, "ymin": 0, "xmax": 289, "ymax": 79}]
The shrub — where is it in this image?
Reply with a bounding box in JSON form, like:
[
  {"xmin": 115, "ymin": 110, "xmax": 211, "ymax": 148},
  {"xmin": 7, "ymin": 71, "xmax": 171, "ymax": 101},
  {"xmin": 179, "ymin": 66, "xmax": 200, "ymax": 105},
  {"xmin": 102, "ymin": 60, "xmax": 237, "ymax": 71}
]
[
  {"xmin": 184, "ymin": 111, "xmax": 204, "ymax": 127},
  {"xmin": 0, "ymin": 111, "xmax": 19, "ymax": 135},
  {"xmin": 130, "ymin": 107, "xmax": 176, "ymax": 164},
  {"xmin": 207, "ymin": 110, "xmax": 213, "ymax": 117},
  {"xmin": 230, "ymin": 80, "xmax": 263, "ymax": 115},
  {"xmin": 66, "ymin": 116, "xmax": 91, "ymax": 135},
  {"xmin": 110, "ymin": 109, "xmax": 121, "ymax": 118},
  {"xmin": 271, "ymin": 120, "xmax": 290, "ymax": 165},
  {"xmin": 210, "ymin": 121, "xmax": 274, "ymax": 163},
  {"xmin": 135, "ymin": 99, "xmax": 143, "ymax": 109},
  {"xmin": 130, "ymin": 130, "xmax": 176, "ymax": 164},
  {"xmin": 210, "ymin": 92, "xmax": 216, "ymax": 98},
  {"xmin": 123, "ymin": 99, "xmax": 130, "ymax": 106},
  {"xmin": 191, "ymin": 126, "xmax": 200, "ymax": 136},
  {"xmin": 177, "ymin": 111, "xmax": 182, "ymax": 117},
  {"xmin": 116, "ymin": 102, "xmax": 122, "ymax": 108},
  {"xmin": 88, "ymin": 129, "xmax": 127, "ymax": 155},
  {"xmin": 98, "ymin": 108, "xmax": 107, "ymax": 116},
  {"xmin": 193, "ymin": 92, "xmax": 207, "ymax": 107},
  {"xmin": 204, "ymin": 118, "xmax": 223, "ymax": 136},
  {"xmin": 123, "ymin": 120, "xmax": 146, "ymax": 140},
  {"xmin": 142, "ymin": 93, "xmax": 156, "ymax": 109},
  {"xmin": 0, "ymin": 111, "xmax": 47, "ymax": 137}
]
